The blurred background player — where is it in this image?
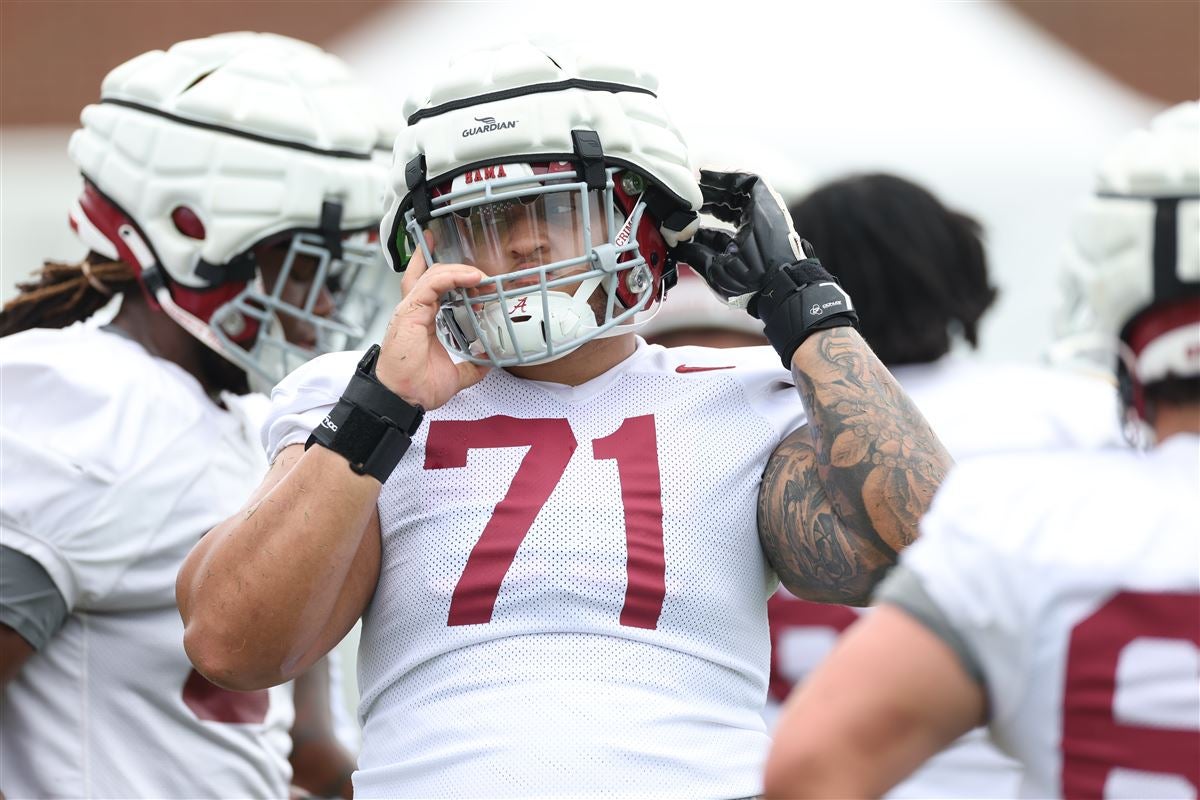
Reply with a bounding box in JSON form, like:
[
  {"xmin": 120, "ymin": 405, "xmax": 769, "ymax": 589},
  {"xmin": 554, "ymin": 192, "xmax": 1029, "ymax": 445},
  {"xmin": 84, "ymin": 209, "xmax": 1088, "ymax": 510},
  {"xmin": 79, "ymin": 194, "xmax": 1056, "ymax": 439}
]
[
  {"xmin": 176, "ymin": 39, "xmax": 951, "ymax": 798},
  {"xmin": 0, "ymin": 32, "xmax": 389, "ymax": 798},
  {"xmin": 642, "ymin": 177, "xmax": 1015, "ymax": 798},
  {"xmin": 763, "ymin": 100, "xmax": 1200, "ymax": 799},
  {"xmin": 649, "ymin": 169, "xmax": 1126, "ymax": 798},
  {"xmin": 762, "ymin": 172, "xmax": 1133, "ymax": 798},
  {"xmin": 788, "ymin": 171, "xmax": 1124, "ymax": 455}
]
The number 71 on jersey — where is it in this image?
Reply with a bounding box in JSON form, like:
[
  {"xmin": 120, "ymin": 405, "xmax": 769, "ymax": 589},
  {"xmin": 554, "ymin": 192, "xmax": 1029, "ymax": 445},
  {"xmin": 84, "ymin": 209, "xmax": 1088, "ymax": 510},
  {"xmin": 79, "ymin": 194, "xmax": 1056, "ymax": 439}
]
[{"xmin": 425, "ymin": 415, "xmax": 667, "ymax": 630}]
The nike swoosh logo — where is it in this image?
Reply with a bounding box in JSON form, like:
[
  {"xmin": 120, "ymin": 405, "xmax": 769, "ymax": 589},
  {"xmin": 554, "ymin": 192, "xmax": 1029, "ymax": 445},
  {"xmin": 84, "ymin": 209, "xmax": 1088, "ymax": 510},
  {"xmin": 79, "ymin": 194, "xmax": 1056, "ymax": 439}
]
[{"xmin": 675, "ymin": 364, "xmax": 736, "ymax": 373}]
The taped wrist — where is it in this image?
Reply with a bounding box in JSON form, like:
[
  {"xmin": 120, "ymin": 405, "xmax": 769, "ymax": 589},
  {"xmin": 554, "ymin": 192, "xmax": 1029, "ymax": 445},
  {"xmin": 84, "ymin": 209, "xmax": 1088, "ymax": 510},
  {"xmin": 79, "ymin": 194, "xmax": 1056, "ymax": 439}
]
[
  {"xmin": 753, "ymin": 259, "xmax": 860, "ymax": 367},
  {"xmin": 305, "ymin": 345, "xmax": 424, "ymax": 483}
]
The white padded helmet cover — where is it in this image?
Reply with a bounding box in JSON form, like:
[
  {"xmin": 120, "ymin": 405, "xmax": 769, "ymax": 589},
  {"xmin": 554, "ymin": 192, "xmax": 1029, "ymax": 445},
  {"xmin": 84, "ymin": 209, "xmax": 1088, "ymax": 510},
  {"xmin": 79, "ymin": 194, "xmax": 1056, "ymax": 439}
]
[
  {"xmin": 1056, "ymin": 101, "xmax": 1200, "ymax": 381},
  {"xmin": 382, "ymin": 40, "xmax": 702, "ymax": 268},
  {"xmin": 68, "ymin": 32, "xmax": 388, "ymax": 288}
]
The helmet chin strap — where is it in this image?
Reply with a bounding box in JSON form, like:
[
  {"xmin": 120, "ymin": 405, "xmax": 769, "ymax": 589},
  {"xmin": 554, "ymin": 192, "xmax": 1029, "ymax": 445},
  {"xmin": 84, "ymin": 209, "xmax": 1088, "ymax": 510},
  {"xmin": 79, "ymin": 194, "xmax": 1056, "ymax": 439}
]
[
  {"xmin": 1045, "ymin": 331, "xmax": 1156, "ymax": 450},
  {"xmin": 589, "ymin": 261, "xmax": 672, "ymax": 340},
  {"xmin": 614, "ymin": 281, "xmax": 670, "ymax": 335},
  {"xmin": 1116, "ymin": 339, "xmax": 1157, "ymax": 450},
  {"xmin": 69, "ymin": 199, "xmax": 120, "ymax": 261},
  {"xmin": 116, "ymin": 223, "xmax": 249, "ymax": 367}
]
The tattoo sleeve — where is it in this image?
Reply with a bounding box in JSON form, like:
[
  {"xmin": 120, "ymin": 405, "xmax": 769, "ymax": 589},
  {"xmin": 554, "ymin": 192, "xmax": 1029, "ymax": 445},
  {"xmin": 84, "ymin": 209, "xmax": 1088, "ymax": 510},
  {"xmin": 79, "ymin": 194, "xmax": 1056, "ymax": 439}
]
[{"xmin": 758, "ymin": 328, "xmax": 953, "ymax": 605}]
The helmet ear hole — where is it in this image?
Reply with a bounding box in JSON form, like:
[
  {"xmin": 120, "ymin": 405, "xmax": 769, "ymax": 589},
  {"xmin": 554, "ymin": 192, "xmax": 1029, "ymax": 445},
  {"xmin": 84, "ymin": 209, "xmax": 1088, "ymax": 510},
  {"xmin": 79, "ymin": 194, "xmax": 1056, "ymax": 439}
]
[{"xmin": 171, "ymin": 206, "xmax": 206, "ymax": 240}]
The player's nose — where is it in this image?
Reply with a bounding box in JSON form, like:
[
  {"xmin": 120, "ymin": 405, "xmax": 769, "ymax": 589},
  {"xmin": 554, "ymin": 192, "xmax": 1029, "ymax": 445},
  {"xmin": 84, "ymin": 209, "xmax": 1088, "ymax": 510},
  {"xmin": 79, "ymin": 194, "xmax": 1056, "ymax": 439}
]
[{"xmin": 504, "ymin": 215, "xmax": 549, "ymax": 270}]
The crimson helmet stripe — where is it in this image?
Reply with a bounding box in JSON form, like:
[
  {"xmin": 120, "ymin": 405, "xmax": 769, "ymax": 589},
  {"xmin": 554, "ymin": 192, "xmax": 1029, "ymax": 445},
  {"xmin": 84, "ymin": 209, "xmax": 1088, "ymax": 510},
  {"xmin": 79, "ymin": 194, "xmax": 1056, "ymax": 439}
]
[
  {"xmin": 76, "ymin": 181, "xmax": 158, "ymax": 273},
  {"xmin": 1125, "ymin": 296, "xmax": 1200, "ymax": 358}
]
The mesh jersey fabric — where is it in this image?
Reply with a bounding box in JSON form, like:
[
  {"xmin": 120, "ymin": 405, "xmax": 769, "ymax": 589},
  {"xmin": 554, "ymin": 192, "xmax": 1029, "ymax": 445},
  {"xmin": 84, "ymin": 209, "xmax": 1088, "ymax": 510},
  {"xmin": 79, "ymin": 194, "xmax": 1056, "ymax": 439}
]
[
  {"xmin": 0, "ymin": 324, "xmax": 294, "ymax": 798},
  {"xmin": 764, "ymin": 355, "xmax": 1125, "ymax": 800},
  {"xmin": 266, "ymin": 338, "xmax": 805, "ymax": 798},
  {"xmin": 896, "ymin": 434, "xmax": 1200, "ymax": 799}
]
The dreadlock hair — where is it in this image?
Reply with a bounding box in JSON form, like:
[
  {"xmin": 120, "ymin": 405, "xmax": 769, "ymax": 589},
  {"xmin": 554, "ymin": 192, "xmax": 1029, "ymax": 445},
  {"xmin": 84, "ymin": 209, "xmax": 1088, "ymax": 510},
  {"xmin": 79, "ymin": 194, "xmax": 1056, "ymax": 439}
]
[
  {"xmin": 789, "ymin": 173, "xmax": 997, "ymax": 366},
  {"xmin": 0, "ymin": 253, "xmax": 139, "ymax": 337}
]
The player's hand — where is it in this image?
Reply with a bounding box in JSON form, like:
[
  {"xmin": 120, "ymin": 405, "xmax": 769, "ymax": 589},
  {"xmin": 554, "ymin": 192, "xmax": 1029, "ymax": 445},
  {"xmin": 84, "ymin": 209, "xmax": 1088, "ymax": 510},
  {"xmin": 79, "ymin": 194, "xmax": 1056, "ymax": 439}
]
[
  {"xmin": 374, "ymin": 245, "xmax": 490, "ymax": 410},
  {"xmin": 674, "ymin": 169, "xmax": 814, "ymax": 317},
  {"xmin": 676, "ymin": 170, "xmax": 858, "ymax": 366}
]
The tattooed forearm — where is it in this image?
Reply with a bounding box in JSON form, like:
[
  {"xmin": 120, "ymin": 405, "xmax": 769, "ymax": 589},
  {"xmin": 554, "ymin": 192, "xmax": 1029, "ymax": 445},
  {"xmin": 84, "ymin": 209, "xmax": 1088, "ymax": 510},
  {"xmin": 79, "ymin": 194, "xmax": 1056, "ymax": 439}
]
[{"xmin": 759, "ymin": 328, "xmax": 952, "ymax": 604}]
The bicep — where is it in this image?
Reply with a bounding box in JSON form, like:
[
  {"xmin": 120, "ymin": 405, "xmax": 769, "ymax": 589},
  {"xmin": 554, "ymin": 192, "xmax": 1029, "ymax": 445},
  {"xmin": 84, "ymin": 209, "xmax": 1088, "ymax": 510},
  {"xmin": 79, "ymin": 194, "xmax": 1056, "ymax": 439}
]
[
  {"xmin": 757, "ymin": 426, "xmax": 896, "ymax": 605},
  {"xmin": 764, "ymin": 605, "xmax": 986, "ymax": 799}
]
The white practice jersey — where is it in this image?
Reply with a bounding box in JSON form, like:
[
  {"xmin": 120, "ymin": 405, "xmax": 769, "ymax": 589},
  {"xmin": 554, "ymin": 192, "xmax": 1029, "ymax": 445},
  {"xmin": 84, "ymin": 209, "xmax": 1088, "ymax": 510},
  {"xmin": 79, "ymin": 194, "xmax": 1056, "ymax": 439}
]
[
  {"xmin": 893, "ymin": 434, "xmax": 1200, "ymax": 799},
  {"xmin": 266, "ymin": 340, "xmax": 805, "ymax": 798},
  {"xmin": 0, "ymin": 325, "xmax": 294, "ymax": 799},
  {"xmin": 765, "ymin": 356, "xmax": 1125, "ymax": 799}
]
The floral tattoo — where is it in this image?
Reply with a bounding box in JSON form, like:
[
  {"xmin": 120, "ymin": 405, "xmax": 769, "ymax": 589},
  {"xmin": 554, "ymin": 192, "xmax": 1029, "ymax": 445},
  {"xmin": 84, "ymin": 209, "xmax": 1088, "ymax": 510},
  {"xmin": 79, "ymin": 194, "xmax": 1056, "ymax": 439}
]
[{"xmin": 758, "ymin": 329, "xmax": 952, "ymax": 605}]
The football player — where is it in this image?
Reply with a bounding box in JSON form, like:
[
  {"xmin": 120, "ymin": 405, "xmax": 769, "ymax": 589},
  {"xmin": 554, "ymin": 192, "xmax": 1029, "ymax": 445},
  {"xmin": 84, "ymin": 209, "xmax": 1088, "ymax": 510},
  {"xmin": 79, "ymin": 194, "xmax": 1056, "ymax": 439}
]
[
  {"xmin": 765, "ymin": 172, "xmax": 1130, "ymax": 799},
  {"xmin": 177, "ymin": 40, "xmax": 952, "ymax": 798},
  {"xmin": 0, "ymin": 33, "xmax": 387, "ymax": 798},
  {"xmin": 763, "ymin": 101, "xmax": 1199, "ymax": 799}
]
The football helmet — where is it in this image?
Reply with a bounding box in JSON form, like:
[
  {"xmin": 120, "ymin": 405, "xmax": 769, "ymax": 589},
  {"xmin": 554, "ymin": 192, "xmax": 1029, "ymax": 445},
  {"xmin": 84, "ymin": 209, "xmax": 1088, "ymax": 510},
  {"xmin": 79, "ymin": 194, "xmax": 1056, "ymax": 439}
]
[
  {"xmin": 1055, "ymin": 101, "xmax": 1200, "ymax": 431},
  {"xmin": 67, "ymin": 32, "xmax": 390, "ymax": 387},
  {"xmin": 380, "ymin": 40, "xmax": 702, "ymax": 367}
]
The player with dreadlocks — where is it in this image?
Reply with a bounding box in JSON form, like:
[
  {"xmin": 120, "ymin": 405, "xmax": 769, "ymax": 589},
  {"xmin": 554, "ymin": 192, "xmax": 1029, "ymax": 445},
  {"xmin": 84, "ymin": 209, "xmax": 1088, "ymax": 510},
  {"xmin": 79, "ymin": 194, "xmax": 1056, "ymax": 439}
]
[{"xmin": 0, "ymin": 32, "xmax": 389, "ymax": 798}]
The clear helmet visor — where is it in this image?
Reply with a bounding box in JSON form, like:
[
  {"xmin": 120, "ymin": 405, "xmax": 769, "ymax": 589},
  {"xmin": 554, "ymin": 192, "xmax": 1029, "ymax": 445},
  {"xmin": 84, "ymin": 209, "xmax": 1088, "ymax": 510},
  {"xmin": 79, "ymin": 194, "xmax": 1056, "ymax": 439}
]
[
  {"xmin": 210, "ymin": 230, "xmax": 387, "ymax": 390},
  {"xmin": 429, "ymin": 187, "xmax": 610, "ymax": 271},
  {"xmin": 402, "ymin": 165, "xmax": 656, "ymax": 367}
]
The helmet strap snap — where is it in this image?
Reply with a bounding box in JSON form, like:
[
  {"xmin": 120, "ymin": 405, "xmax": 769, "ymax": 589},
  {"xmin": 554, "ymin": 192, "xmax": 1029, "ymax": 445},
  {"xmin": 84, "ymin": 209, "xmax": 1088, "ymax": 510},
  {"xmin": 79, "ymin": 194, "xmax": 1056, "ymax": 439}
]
[{"xmin": 570, "ymin": 129, "xmax": 606, "ymax": 190}]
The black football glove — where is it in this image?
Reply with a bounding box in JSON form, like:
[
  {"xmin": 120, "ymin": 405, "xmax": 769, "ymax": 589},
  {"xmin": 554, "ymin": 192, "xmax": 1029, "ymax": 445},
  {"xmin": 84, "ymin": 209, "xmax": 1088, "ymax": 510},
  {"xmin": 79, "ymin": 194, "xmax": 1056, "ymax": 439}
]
[{"xmin": 674, "ymin": 169, "xmax": 859, "ymax": 366}]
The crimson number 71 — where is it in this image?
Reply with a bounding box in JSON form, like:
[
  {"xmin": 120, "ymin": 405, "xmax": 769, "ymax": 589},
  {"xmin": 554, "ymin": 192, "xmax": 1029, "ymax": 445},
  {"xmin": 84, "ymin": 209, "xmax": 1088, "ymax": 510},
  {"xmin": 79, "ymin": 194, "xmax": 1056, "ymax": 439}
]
[{"xmin": 424, "ymin": 415, "xmax": 666, "ymax": 630}]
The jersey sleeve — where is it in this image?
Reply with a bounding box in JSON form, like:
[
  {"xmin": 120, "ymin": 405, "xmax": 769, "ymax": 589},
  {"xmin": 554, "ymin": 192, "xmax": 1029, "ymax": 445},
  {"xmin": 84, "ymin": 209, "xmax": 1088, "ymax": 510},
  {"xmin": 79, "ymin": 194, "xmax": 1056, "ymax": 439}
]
[
  {"xmin": 0, "ymin": 545, "xmax": 69, "ymax": 649},
  {"xmin": 0, "ymin": 338, "xmax": 211, "ymax": 610},
  {"xmin": 263, "ymin": 350, "xmax": 361, "ymax": 462},
  {"xmin": 735, "ymin": 345, "xmax": 808, "ymax": 441}
]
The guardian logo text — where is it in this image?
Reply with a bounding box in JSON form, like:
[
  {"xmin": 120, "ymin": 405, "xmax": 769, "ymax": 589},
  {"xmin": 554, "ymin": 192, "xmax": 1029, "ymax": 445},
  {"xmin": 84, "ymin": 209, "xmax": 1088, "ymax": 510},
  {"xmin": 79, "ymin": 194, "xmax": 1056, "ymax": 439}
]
[{"xmin": 462, "ymin": 116, "xmax": 518, "ymax": 138}]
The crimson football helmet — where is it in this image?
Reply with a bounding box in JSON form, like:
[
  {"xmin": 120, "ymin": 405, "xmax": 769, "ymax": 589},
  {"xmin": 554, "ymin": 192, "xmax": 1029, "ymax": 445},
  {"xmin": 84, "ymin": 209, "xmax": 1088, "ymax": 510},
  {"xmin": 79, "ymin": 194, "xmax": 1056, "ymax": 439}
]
[{"xmin": 1054, "ymin": 101, "xmax": 1200, "ymax": 441}]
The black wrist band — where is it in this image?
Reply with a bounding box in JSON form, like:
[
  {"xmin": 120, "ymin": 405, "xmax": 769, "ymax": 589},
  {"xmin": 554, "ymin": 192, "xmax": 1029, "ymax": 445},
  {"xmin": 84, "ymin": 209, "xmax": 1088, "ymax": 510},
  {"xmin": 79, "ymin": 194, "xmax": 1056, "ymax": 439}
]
[
  {"xmin": 305, "ymin": 344, "xmax": 424, "ymax": 483},
  {"xmin": 754, "ymin": 258, "xmax": 860, "ymax": 367}
]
